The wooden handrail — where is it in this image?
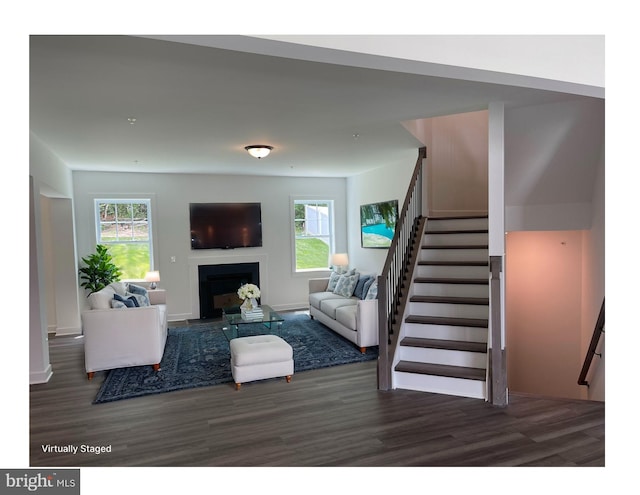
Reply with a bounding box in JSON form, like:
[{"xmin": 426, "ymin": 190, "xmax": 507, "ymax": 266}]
[
  {"xmin": 377, "ymin": 147, "xmax": 426, "ymax": 390},
  {"xmin": 578, "ymin": 298, "xmax": 605, "ymax": 387}
]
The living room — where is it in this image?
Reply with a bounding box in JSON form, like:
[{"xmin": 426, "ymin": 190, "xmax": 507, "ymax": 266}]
[
  {"xmin": 29, "ymin": 32, "xmax": 605, "ymax": 392},
  {"xmin": 22, "ymin": 32, "xmax": 608, "ymax": 487}
]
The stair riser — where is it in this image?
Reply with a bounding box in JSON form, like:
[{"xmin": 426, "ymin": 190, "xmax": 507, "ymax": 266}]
[
  {"xmin": 420, "ymin": 249, "xmax": 488, "ymax": 262},
  {"xmin": 412, "ymin": 283, "xmax": 488, "ymax": 298},
  {"xmin": 426, "ymin": 218, "xmax": 488, "ymax": 231},
  {"xmin": 393, "ymin": 372, "xmax": 487, "ymax": 399},
  {"xmin": 416, "ymin": 264, "xmax": 488, "ymax": 278},
  {"xmin": 404, "ymin": 323, "xmax": 488, "ymax": 343},
  {"xmin": 424, "ymin": 233, "xmax": 488, "ymax": 245},
  {"xmin": 398, "ymin": 346, "xmax": 487, "ymax": 368},
  {"xmin": 409, "ymin": 302, "xmax": 489, "ymax": 319}
]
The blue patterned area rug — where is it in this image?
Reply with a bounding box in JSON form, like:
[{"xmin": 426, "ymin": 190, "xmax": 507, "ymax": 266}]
[{"xmin": 93, "ymin": 312, "xmax": 378, "ymax": 403}]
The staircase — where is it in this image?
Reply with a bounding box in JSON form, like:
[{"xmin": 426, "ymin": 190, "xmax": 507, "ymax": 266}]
[{"xmin": 392, "ymin": 216, "xmax": 490, "ymax": 399}]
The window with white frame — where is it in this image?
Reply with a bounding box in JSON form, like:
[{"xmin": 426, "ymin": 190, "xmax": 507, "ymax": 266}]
[
  {"xmin": 95, "ymin": 199, "xmax": 153, "ymax": 280},
  {"xmin": 293, "ymin": 199, "xmax": 334, "ymax": 271}
]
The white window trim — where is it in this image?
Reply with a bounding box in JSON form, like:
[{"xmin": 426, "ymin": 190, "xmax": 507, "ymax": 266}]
[
  {"xmin": 94, "ymin": 197, "xmax": 155, "ymax": 281},
  {"xmin": 291, "ymin": 196, "xmax": 335, "ymax": 274}
]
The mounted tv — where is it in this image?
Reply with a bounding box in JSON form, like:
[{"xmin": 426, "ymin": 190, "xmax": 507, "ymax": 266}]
[{"xmin": 190, "ymin": 202, "xmax": 263, "ymax": 249}]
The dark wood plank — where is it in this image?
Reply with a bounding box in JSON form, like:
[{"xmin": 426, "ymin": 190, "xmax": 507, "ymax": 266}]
[
  {"xmin": 414, "ymin": 277, "xmax": 489, "ymax": 285},
  {"xmin": 29, "ymin": 316, "xmax": 604, "ymax": 467},
  {"xmin": 409, "ymin": 295, "xmax": 489, "ymax": 305},
  {"xmin": 405, "ymin": 314, "xmax": 488, "ymax": 327},
  {"xmin": 395, "ymin": 360, "xmax": 486, "ymax": 380},
  {"xmin": 400, "ymin": 337, "xmax": 487, "ymax": 353},
  {"xmin": 421, "ymin": 244, "xmax": 489, "ymax": 249},
  {"xmin": 418, "ymin": 260, "xmax": 489, "ymax": 266}
]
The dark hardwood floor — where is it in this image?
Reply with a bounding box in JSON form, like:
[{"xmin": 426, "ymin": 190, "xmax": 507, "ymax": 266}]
[{"xmin": 30, "ymin": 315, "xmax": 604, "ymax": 469}]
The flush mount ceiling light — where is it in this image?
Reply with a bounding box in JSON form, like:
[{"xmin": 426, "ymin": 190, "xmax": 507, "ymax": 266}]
[{"xmin": 245, "ymin": 145, "xmax": 273, "ymax": 159}]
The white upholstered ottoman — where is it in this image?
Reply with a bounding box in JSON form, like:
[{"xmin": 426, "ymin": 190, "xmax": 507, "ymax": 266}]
[{"xmin": 229, "ymin": 335, "xmax": 294, "ymax": 390}]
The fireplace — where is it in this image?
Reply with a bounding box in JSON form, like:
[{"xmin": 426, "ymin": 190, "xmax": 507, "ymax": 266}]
[{"xmin": 198, "ymin": 262, "xmax": 260, "ymax": 319}]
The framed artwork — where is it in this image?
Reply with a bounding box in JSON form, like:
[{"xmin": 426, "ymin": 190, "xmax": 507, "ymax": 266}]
[{"xmin": 360, "ymin": 199, "xmax": 398, "ymax": 248}]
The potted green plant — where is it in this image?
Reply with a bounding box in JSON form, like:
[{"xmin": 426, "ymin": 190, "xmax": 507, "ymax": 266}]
[{"xmin": 79, "ymin": 244, "xmax": 122, "ymax": 294}]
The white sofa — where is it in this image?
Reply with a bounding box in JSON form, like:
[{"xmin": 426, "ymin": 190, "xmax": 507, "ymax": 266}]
[
  {"xmin": 81, "ymin": 282, "xmax": 168, "ymax": 380},
  {"xmin": 308, "ymin": 275, "xmax": 378, "ymax": 353}
]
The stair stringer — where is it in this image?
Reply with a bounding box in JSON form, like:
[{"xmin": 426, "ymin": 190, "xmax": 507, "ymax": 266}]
[{"xmin": 390, "ymin": 216, "xmax": 491, "ymax": 400}]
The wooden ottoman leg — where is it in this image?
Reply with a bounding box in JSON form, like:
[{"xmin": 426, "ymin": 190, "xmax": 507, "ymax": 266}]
[
  {"xmin": 286, "ymin": 375, "xmax": 292, "ymax": 383},
  {"xmin": 87, "ymin": 372, "xmax": 95, "ymax": 381},
  {"xmin": 235, "ymin": 383, "xmax": 241, "ymax": 391}
]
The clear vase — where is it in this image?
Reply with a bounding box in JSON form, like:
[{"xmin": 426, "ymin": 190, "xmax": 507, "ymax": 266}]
[{"xmin": 240, "ymin": 297, "xmax": 258, "ymax": 310}]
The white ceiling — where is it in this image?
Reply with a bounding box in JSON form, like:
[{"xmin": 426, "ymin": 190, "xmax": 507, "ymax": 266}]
[{"xmin": 29, "ymin": 35, "xmax": 603, "ymax": 178}]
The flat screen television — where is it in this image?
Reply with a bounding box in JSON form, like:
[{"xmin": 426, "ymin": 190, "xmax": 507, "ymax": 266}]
[{"xmin": 190, "ymin": 202, "xmax": 263, "ymax": 249}]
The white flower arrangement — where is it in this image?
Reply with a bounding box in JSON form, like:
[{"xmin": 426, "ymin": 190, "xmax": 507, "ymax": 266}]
[{"xmin": 237, "ymin": 283, "xmax": 260, "ymax": 300}]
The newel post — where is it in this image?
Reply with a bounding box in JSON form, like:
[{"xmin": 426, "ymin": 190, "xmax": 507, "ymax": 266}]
[
  {"xmin": 489, "ymin": 256, "xmax": 507, "ymax": 406},
  {"xmin": 377, "ymin": 275, "xmax": 391, "ymax": 390}
]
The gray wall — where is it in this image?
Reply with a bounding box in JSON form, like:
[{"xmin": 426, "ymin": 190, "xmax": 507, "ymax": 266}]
[
  {"xmin": 502, "ymin": 98, "xmax": 605, "ymax": 400},
  {"xmin": 30, "ymin": 133, "xmax": 78, "ymax": 382},
  {"xmin": 581, "ymin": 147, "xmax": 605, "ymax": 401},
  {"xmin": 72, "ymin": 171, "xmax": 348, "ymax": 320},
  {"xmin": 346, "ymin": 149, "xmax": 417, "ymax": 275},
  {"xmin": 505, "ymin": 98, "xmax": 605, "ymax": 231}
]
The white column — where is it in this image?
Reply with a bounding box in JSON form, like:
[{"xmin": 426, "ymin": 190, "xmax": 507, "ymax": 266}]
[
  {"xmin": 30, "ymin": 176, "xmax": 53, "ymax": 383},
  {"xmin": 488, "ymin": 102, "xmax": 505, "ymax": 256},
  {"xmin": 488, "ymin": 102, "xmax": 507, "ymax": 406}
]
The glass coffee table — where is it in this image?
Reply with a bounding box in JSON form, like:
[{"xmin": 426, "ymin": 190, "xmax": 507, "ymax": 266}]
[{"xmin": 221, "ymin": 304, "xmax": 284, "ymax": 340}]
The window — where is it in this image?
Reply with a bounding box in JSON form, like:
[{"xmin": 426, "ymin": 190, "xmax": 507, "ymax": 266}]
[
  {"xmin": 95, "ymin": 199, "xmax": 153, "ymax": 280},
  {"xmin": 293, "ymin": 199, "xmax": 334, "ymax": 271}
]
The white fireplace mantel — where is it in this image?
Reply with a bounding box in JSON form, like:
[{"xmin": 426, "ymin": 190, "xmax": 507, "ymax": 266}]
[{"xmin": 188, "ymin": 253, "xmax": 269, "ymax": 319}]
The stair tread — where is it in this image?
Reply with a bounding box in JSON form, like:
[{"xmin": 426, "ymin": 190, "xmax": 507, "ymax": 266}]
[
  {"xmin": 400, "ymin": 337, "xmax": 487, "ymax": 353},
  {"xmin": 410, "ymin": 295, "xmax": 489, "ymax": 305},
  {"xmin": 425, "ymin": 229, "xmax": 489, "ymax": 234},
  {"xmin": 414, "ymin": 277, "xmax": 489, "ymax": 285},
  {"xmin": 428, "ymin": 216, "xmax": 488, "ymax": 220},
  {"xmin": 422, "ymin": 244, "xmax": 488, "ymax": 249},
  {"xmin": 395, "ymin": 361, "xmax": 486, "ymax": 381},
  {"xmin": 418, "ymin": 260, "xmax": 488, "ymax": 266},
  {"xmin": 405, "ymin": 315, "xmax": 488, "ymax": 328}
]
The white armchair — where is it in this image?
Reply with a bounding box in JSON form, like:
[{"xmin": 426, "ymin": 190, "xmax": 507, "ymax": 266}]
[{"xmin": 81, "ymin": 283, "xmax": 168, "ymax": 380}]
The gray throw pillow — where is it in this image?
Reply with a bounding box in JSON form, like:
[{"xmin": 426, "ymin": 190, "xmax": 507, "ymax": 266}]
[
  {"xmin": 333, "ymin": 271, "xmax": 359, "ymax": 298},
  {"xmin": 113, "ymin": 293, "xmax": 136, "ymax": 308},
  {"xmin": 364, "ymin": 280, "xmax": 378, "ymax": 300},
  {"xmin": 128, "ymin": 283, "xmax": 149, "ymax": 298},
  {"xmin": 327, "ymin": 271, "xmax": 342, "ymax": 291},
  {"xmin": 353, "ymin": 275, "xmax": 372, "ymax": 299},
  {"xmin": 361, "ymin": 277, "xmax": 375, "ymax": 300},
  {"xmin": 126, "ymin": 292, "xmax": 150, "ymax": 307}
]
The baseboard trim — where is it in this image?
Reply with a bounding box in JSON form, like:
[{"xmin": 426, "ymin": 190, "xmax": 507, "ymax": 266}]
[
  {"xmin": 30, "ymin": 364, "xmax": 53, "ymax": 384},
  {"xmin": 168, "ymin": 312, "xmax": 193, "ymax": 322},
  {"xmin": 54, "ymin": 326, "xmax": 82, "ymax": 336}
]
